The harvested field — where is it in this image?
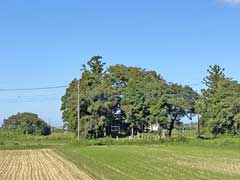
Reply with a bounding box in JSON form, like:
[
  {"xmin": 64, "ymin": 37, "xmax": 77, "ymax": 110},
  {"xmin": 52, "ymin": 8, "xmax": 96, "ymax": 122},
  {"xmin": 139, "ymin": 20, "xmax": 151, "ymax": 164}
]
[{"xmin": 0, "ymin": 149, "xmax": 92, "ymax": 180}]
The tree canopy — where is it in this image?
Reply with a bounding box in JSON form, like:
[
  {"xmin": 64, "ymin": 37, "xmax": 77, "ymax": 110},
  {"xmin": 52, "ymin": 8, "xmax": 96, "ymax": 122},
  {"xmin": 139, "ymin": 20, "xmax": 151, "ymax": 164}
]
[
  {"xmin": 2, "ymin": 112, "xmax": 51, "ymax": 136},
  {"xmin": 61, "ymin": 56, "xmax": 197, "ymax": 138},
  {"xmin": 61, "ymin": 56, "xmax": 118, "ymax": 138},
  {"xmin": 197, "ymin": 65, "xmax": 240, "ymax": 137}
]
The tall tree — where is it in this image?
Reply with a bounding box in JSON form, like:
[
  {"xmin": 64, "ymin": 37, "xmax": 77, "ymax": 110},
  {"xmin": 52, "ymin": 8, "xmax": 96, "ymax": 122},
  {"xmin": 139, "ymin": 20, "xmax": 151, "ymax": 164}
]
[
  {"xmin": 199, "ymin": 79, "xmax": 240, "ymax": 136},
  {"xmin": 121, "ymin": 79, "xmax": 145, "ymax": 137},
  {"xmin": 165, "ymin": 84, "xmax": 198, "ymax": 136},
  {"xmin": 107, "ymin": 65, "xmax": 148, "ymax": 136},
  {"xmin": 61, "ymin": 79, "xmax": 78, "ymax": 130},
  {"xmin": 143, "ymin": 71, "xmax": 169, "ymax": 136},
  {"xmin": 203, "ymin": 65, "xmax": 225, "ymax": 90},
  {"xmin": 197, "ymin": 65, "xmax": 240, "ymax": 136},
  {"xmin": 61, "ymin": 56, "xmax": 117, "ymax": 138},
  {"xmin": 196, "ymin": 65, "xmax": 226, "ymax": 136}
]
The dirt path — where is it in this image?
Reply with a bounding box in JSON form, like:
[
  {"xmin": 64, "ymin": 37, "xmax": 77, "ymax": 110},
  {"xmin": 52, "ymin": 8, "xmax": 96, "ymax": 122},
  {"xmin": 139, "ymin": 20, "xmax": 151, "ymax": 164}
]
[{"xmin": 0, "ymin": 149, "xmax": 92, "ymax": 180}]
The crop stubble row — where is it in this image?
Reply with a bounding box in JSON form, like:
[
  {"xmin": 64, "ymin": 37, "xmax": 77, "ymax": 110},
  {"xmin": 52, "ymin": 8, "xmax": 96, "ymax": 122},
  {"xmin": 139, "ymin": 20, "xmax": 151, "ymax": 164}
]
[{"xmin": 0, "ymin": 149, "xmax": 92, "ymax": 180}]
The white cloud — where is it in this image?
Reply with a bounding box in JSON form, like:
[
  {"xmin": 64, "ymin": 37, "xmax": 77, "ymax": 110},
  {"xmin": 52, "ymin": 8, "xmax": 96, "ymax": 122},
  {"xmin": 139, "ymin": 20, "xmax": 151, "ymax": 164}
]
[{"xmin": 220, "ymin": 0, "xmax": 240, "ymax": 5}]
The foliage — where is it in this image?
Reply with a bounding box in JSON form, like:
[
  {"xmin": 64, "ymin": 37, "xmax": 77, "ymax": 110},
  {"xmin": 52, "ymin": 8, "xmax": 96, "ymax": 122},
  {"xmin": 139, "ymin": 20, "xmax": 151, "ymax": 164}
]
[
  {"xmin": 62, "ymin": 56, "xmax": 198, "ymax": 138},
  {"xmin": 165, "ymin": 84, "xmax": 198, "ymax": 136},
  {"xmin": 62, "ymin": 56, "xmax": 117, "ymax": 138},
  {"xmin": 197, "ymin": 65, "xmax": 240, "ymax": 136},
  {"xmin": 2, "ymin": 112, "xmax": 51, "ymax": 136}
]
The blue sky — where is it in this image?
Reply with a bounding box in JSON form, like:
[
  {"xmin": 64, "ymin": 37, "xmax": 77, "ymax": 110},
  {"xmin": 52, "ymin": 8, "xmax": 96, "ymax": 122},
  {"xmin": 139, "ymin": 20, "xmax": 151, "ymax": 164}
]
[{"xmin": 0, "ymin": 0, "xmax": 240, "ymax": 126}]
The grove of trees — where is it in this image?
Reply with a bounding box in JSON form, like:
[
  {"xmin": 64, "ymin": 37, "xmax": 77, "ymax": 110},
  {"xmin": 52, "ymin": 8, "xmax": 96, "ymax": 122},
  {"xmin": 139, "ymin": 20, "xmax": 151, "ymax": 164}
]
[
  {"xmin": 61, "ymin": 57, "xmax": 240, "ymax": 139},
  {"xmin": 2, "ymin": 112, "xmax": 51, "ymax": 136},
  {"xmin": 61, "ymin": 56, "xmax": 198, "ymax": 138}
]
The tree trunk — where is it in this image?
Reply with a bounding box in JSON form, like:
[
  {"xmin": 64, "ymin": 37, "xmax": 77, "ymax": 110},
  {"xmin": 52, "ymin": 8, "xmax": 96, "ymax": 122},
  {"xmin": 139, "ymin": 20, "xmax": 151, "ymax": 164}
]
[
  {"xmin": 96, "ymin": 129, "xmax": 98, "ymax": 138},
  {"xmin": 104, "ymin": 126, "xmax": 107, "ymax": 137},
  {"xmin": 197, "ymin": 114, "xmax": 200, "ymax": 138},
  {"xmin": 137, "ymin": 132, "xmax": 140, "ymax": 139},
  {"xmin": 168, "ymin": 117, "xmax": 176, "ymax": 137},
  {"xmin": 141, "ymin": 124, "xmax": 144, "ymax": 133},
  {"xmin": 158, "ymin": 123, "xmax": 162, "ymax": 139},
  {"xmin": 131, "ymin": 127, "xmax": 134, "ymax": 138}
]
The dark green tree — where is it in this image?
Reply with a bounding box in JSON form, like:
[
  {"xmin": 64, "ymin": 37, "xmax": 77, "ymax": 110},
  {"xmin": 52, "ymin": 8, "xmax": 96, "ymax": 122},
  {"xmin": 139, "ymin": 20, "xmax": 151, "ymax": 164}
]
[
  {"xmin": 143, "ymin": 71, "xmax": 169, "ymax": 137},
  {"xmin": 61, "ymin": 79, "xmax": 78, "ymax": 130},
  {"xmin": 2, "ymin": 112, "xmax": 51, "ymax": 136},
  {"xmin": 121, "ymin": 79, "xmax": 145, "ymax": 137},
  {"xmin": 61, "ymin": 56, "xmax": 117, "ymax": 138},
  {"xmin": 107, "ymin": 65, "xmax": 148, "ymax": 137},
  {"xmin": 165, "ymin": 84, "xmax": 198, "ymax": 136},
  {"xmin": 203, "ymin": 65, "xmax": 225, "ymax": 91},
  {"xmin": 197, "ymin": 65, "xmax": 240, "ymax": 136}
]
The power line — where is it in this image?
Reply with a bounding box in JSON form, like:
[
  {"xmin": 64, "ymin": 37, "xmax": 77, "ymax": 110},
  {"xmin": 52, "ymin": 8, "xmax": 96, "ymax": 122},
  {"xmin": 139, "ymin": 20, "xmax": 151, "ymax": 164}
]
[
  {"xmin": 188, "ymin": 84, "xmax": 202, "ymax": 86},
  {"xmin": 2, "ymin": 98, "xmax": 60, "ymax": 104},
  {"xmin": 0, "ymin": 85, "xmax": 67, "ymax": 92},
  {"xmin": 0, "ymin": 82, "xmax": 202, "ymax": 92}
]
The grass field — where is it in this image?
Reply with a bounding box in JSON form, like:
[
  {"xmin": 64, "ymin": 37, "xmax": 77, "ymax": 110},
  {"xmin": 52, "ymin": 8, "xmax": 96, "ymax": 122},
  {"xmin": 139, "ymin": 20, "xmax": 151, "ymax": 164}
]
[
  {"xmin": 1, "ymin": 130, "xmax": 240, "ymax": 180},
  {"xmin": 56, "ymin": 144, "xmax": 240, "ymax": 180}
]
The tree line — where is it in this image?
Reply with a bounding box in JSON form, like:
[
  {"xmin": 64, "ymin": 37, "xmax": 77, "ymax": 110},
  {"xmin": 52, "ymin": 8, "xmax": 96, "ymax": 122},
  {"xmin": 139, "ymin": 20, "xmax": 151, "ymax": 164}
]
[{"xmin": 61, "ymin": 56, "xmax": 240, "ymax": 138}]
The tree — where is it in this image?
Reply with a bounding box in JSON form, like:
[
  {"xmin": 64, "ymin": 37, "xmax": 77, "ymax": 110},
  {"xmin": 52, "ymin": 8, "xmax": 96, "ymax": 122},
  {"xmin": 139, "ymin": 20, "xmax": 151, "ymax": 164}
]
[
  {"xmin": 197, "ymin": 65, "xmax": 240, "ymax": 136},
  {"xmin": 201, "ymin": 79, "xmax": 240, "ymax": 136},
  {"xmin": 196, "ymin": 65, "xmax": 226, "ymax": 136},
  {"xmin": 61, "ymin": 79, "xmax": 78, "ymax": 130},
  {"xmin": 107, "ymin": 65, "xmax": 148, "ymax": 137},
  {"xmin": 203, "ymin": 65, "xmax": 225, "ymax": 90},
  {"xmin": 121, "ymin": 79, "xmax": 145, "ymax": 137},
  {"xmin": 143, "ymin": 71, "xmax": 169, "ymax": 137},
  {"xmin": 2, "ymin": 112, "xmax": 51, "ymax": 136},
  {"xmin": 165, "ymin": 84, "xmax": 198, "ymax": 136},
  {"xmin": 61, "ymin": 56, "xmax": 117, "ymax": 138}
]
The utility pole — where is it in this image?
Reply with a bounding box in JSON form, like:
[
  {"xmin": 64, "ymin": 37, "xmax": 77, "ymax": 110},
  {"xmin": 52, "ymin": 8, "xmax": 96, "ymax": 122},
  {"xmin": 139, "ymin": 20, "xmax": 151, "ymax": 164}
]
[
  {"xmin": 48, "ymin": 119, "xmax": 52, "ymax": 133},
  {"xmin": 197, "ymin": 114, "xmax": 200, "ymax": 138},
  {"xmin": 77, "ymin": 80, "xmax": 80, "ymax": 141}
]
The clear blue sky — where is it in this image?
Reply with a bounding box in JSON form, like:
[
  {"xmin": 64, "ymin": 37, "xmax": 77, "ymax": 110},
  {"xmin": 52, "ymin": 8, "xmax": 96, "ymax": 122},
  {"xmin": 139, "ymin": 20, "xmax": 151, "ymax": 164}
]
[{"xmin": 1, "ymin": 0, "xmax": 240, "ymax": 126}]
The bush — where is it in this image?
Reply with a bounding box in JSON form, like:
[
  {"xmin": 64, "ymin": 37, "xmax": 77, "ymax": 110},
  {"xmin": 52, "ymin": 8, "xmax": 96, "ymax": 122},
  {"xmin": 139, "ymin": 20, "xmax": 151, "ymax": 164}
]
[
  {"xmin": 72, "ymin": 135, "xmax": 190, "ymax": 147},
  {"xmin": 0, "ymin": 141, "xmax": 5, "ymax": 145}
]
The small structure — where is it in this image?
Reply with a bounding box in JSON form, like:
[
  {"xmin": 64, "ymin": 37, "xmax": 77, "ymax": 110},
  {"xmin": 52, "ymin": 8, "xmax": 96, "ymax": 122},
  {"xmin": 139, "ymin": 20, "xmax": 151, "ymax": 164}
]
[{"xmin": 110, "ymin": 107, "xmax": 129, "ymax": 137}]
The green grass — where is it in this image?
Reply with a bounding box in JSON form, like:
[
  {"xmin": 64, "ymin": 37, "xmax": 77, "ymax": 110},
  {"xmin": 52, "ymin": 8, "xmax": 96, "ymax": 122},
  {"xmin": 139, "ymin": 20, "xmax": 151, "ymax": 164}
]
[
  {"xmin": 56, "ymin": 144, "xmax": 240, "ymax": 180},
  {"xmin": 1, "ymin": 130, "xmax": 240, "ymax": 180},
  {"xmin": 0, "ymin": 130, "xmax": 76, "ymax": 150},
  {"xmin": 172, "ymin": 128, "xmax": 198, "ymax": 138}
]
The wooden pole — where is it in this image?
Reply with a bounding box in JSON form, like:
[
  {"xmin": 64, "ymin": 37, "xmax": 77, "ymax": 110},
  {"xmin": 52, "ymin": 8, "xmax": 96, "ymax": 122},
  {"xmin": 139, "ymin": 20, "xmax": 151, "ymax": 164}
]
[
  {"xmin": 198, "ymin": 114, "xmax": 200, "ymax": 138},
  {"xmin": 77, "ymin": 80, "xmax": 80, "ymax": 141}
]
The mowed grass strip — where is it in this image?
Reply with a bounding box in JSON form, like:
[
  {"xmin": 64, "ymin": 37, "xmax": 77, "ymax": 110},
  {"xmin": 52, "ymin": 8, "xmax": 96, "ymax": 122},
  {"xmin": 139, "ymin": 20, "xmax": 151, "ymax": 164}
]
[
  {"xmin": 57, "ymin": 145, "xmax": 240, "ymax": 180},
  {"xmin": 0, "ymin": 149, "xmax": 92, "ymax": 180}
]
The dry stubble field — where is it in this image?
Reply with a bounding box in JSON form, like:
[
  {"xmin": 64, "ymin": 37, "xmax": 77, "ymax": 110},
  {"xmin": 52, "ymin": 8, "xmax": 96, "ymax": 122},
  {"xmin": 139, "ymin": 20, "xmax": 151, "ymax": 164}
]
[{"xmin": 0, "ymin": 149, "xmax": 92, "ymax": 180}]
